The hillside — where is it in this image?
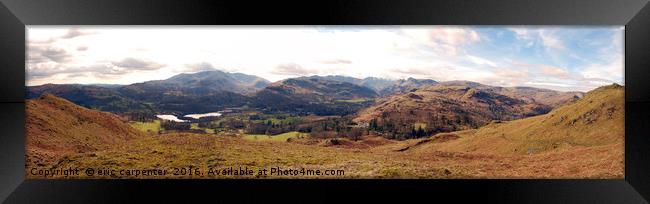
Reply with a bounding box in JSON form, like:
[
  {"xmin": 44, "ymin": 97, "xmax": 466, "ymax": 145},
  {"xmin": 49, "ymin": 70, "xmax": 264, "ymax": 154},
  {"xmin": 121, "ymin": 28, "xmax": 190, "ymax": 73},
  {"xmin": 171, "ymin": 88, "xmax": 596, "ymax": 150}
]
[
  {"xmin": 27, "ymin": 73, "xmax": 581, "ymax": 120},
  {"xmin": 276, "ymin": 76, "xmax": 379, "ymax": 100},
  {"xmin": 26, "ymin": 70, "xmax": 267, "ymax": 114},
  {"xmin": 25, "ymin": 88, "xmax": 622, "ymax": 179},
  {"xmin": 378, "ymin": 77, "xmax": 438, "ymax": 96},
  {"xmin": 320, "ymin": 75, "xmax": 436, "ymax": 95},
  {"xmin": 422, "ymin": 84, "xmax": 624, "ymax": 155},
  {"xmin": 116, "ymin": 70, "xmax": 268, "ymax": 113},
  {"xmin": 355, "ymin": 81, "xmax": 582, "ymax": 139},
  {"xmin": 437, "ymin": 81, "xmax": 583, "ymax": 107},
  {"xmin": 358, "ymin": 77, "xmax": 396, "ymax": 92},
  {"xmin": 319, "ymin": 75, "xmax": 395, "ymax": 93},
  {"xmin": 254, "ymin": 76, "xmax": 378, "ymax": 115},
  {"xmin": 121, "ymin": 70, "xmax": 269, "ymax": 96},
  {"xmin": 26, "ymin": 84, "xmax": 154, "ymax": 113},
  {"xmin": 26, "ymin": 94, "xmax": 145, "ymax": 169}
]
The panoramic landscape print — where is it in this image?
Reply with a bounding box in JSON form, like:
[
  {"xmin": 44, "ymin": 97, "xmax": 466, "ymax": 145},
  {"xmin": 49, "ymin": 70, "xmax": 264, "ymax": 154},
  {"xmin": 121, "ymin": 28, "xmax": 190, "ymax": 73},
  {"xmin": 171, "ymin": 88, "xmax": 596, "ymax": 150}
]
[{"xmin": 26, "ymin": 26, "xmax": 624, "ymax": 178}]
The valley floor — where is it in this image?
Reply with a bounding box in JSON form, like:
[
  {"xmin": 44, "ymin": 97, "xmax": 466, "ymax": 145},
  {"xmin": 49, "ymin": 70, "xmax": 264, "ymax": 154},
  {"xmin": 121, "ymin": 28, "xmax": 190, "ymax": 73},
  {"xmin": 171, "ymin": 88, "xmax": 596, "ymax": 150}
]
[{"xmin": 26, "ymin": 132, "xmax": 623, "ymax": 179}]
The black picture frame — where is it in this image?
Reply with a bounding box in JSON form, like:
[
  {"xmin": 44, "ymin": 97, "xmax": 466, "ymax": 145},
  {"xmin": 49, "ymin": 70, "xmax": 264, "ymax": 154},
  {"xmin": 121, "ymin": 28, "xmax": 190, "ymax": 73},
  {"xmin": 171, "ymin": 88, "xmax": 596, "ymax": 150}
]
[{"xmin": 1, "ymin": 0, "xmax": 649, "ymax": 203}]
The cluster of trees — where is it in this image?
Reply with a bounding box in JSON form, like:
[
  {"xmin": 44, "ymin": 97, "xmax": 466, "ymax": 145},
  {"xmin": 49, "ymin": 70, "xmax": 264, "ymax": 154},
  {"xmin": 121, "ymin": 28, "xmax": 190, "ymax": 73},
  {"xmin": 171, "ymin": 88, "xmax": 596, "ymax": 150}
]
[
  {"xmin": 218, "ymin": 118, "xmax": 246, "ymax": 129},
  {"xmin": 301, "ymin": 117, "xmax": 364, "ymax": 141},
  {"xmin": 156, "ymin": 111, "xmax": 478, "ymax": 141},
  {"xmin": 161, "ymin": 121, "xmax": 191, "ymax": 131},
  {"xmin": 237, "ymin": 115, "xmax": 365, "ymax": 141},
  {"xmin": 124, "ymin": 111, "xmax": 157, "ymax": 122},
  {"xmin": 247, "ymin": 122, "xmax": 292, "ymax": 135},
  {"xmin": 368, "ymin": 120, "xmax": 419, "ymax": 140},
  {"xmin": 196, "ymin": 118, "xmax": 246, "ymax": 133},
  {"xmin": 190, "ymin": 116, "xmax": 221, "ymax": 123},
  {"xmin": 245, "ymin": 118, "xmax": 301, "ymax": 135},
  {"xmin": 367, "ymin": 118, "xmax": 436, "ymax": 140},
  {"xmin": 309, "ymin": 127, "xmax": 363, "ymax": 141},
  {"xmin": 159, "ymin": 117, "xmax": 244, "ymax": 133},
  {"xmin": 366, "ymin": 112, "xmax": 480, "ymax": 140}
]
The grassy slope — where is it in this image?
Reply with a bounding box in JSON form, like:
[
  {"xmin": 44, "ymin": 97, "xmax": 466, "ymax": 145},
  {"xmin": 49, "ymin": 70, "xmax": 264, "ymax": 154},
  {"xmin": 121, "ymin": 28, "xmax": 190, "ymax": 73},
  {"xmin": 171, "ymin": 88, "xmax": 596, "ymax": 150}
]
[
  {"xmin": 390, "ymin": 84, "xmax": 624, "ymax": 178},
  {"xmin": 30, "ymin": 133, "xmax": 621, "ymax": 179},
  {"xmin": 26, "ymin": 94, "xmax": 145, "ymax": 169},
  {"xmin": 243, "ymin": 131, "xmax": 309, "ymax": 142},
  {"xmin": 26, "ymin": 86, "xmax": 624, "ymax": 179},
  {"xmin": 129, "ymin": 121, "xmax": 217, "ymax": 134},
  {"xmin": 129, "ymin": 120, "xmax": 162, "ymax": 133},
  {"xmin": 427, "ymin": 84, "xmax": 624, "ymax": 155}
]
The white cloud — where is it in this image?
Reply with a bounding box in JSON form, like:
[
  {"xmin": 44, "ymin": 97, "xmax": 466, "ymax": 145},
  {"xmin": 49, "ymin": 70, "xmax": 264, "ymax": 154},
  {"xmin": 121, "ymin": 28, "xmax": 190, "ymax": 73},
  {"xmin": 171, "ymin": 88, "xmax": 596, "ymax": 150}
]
[
  {"xmin": 579, "ymin": 28, "xmax": 624, "ymax": 85},
  {"xmin": 400, "ymin": 27, "xmax": 481, "ymax": 55},
  {"xmin": 467, "ymin": 55, "xmax": 497, "ymax": 67},
  {"xmin": 26, "ymin": 26, "xmax": 623, "ymax": 92},
  {"xmin": 510, "ymin": 28, "xmax": 567, "ymax": 50},
  {"xmin": 494, "ymin": 68, "xmax": 528, "ymax": 78},
  {"xmin": 538, "ymin": 65, "xmax": 570, "ymax": 78},
  {"xmin": 510, "ymin": 28, "xmax": 529, "ymax": 40},
  {"xmin": 271, "ymin": 63, "xmax": 319, "ymax": 76},
  {"xmin": 580, "ymin": 55, "xmax": 624, "ymax": 84},
  {"xmin": 525, "ymin": 81, "xmax": 573, "ymax": 88},
  {"xmin": 538, "ymin": 30, "xmax": 565, "ymax": 50}
]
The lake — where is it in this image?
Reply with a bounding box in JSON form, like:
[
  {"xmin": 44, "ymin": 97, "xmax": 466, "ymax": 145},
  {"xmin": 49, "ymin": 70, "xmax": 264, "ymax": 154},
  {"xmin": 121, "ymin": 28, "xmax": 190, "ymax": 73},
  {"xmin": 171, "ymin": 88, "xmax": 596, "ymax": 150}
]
[
  {"xmin": 156, "ymin": 111, "xmax": 222, "ymax": 122},
  {"xmin": 184, "ymin": 112, "xmax": 222, "ymax": 119},
  {"xmin": 156, "ymin": 115, "xmax": 187, "ymax": 122}
]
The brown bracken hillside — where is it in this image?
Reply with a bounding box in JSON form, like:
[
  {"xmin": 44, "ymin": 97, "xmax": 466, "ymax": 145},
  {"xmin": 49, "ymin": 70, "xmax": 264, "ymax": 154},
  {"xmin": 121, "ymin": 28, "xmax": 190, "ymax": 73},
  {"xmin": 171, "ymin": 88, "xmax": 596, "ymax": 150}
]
[
  {"xmin": 25, "ymin": 85, "xmax": 622, "ymax": 179},
  {"xmin": 355, "ymin": 81, "xmax": 582, "ymax": 135},
  {"xmin": 394, "ymin": 84, "xmax": 624, "ymax": 178},
  {"xmin": 26, "ymin": 94, "xmax": 145, "ymax": 169},
  {"xmin": 428, "ymin": 83, "xmax": 624, "ymax": 154}
]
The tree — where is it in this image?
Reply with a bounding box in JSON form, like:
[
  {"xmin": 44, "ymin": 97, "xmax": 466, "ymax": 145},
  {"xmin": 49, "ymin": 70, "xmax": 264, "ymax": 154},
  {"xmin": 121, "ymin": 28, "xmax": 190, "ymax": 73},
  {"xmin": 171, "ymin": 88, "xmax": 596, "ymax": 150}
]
[
  {"xmin": 349, "ymin": 127, "xmax": 363, "ymax": 141},
  {"xmin": 416, "ymin": 127, "xmax": 426, "ymax": 138},
  {"xmin": 369, "ymin": 118, "xmax": 378, "ymax": 131},
  {"xmin": 411, "ymin": 127, "xmax": 417, "ymax": 138},
  {"xmin": 161, "ymin": 121, "xmax": 191, "ymax": 131}
]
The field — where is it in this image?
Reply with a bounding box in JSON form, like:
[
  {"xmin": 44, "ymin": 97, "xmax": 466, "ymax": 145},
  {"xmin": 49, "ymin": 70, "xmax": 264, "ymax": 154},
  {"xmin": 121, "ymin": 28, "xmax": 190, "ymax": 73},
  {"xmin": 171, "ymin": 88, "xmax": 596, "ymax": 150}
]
[
  {"xmin": 129, "ymin": 120, "xmax": 216, "ymax": 134},
  {"xmin": 129, "ymin": 120, "xmax": 162, "ymax": 133},
  {"xmin": 190, "ymin": 123, "xmax": 215, "ymax": 134},
  {"xmin": 243, "ymin": 131, "xmax": 309, "ymax": 142},
  {"xmin": 26, "ymin": 132, "xmax": 622, "ymax": 179}
]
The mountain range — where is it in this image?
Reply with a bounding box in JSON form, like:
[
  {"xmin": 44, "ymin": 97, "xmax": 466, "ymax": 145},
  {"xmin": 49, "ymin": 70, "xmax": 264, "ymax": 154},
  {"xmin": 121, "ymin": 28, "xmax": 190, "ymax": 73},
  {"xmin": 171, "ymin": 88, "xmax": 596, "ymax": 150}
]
[
  {"xmin": 27, "ymin": 70, "xmax": 584, "ymax": 118},
  {"xmin": 355, "ymin": 80, "xmax": 584, "ymax": 138},
  {"xmin": 25, "ymin": 84, "xmax": 623, "ymax": 178}
]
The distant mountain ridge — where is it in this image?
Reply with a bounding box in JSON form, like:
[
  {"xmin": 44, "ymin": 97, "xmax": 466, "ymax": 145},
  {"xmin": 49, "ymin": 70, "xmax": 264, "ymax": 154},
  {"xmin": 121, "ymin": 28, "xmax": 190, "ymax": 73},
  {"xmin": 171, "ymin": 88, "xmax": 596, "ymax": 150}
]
[
  {"xmin": 27, "ymin": 71, "xmax": 585, "ymax": 117},
  {"xmin": 318, "ymin": 75, "xmax": 394, "ymax": 92},
  {"xmin": 254, "ymin": 76, "xmax": 378, "ymax": 115},
  {"xmin": 27, "ymin": 70, "xmax": 268, "ymax": 114},
  {"xmin": 120, "ymin": 70, "xmax": 269, "ymax": 95},
  {"xmin": 26, "ymin": 83, "xmax": 153, "ymax": 113},
  {"xmin": 435, "ymin": 80, "xmax": 584, "ymax": 107},
  {"xmin": 378, "ymin": 77, "xmax": 438, "ymax": 96},
  {"xmin": 316, "ymin": 75, "xmax": 436, "ymax": 95}
]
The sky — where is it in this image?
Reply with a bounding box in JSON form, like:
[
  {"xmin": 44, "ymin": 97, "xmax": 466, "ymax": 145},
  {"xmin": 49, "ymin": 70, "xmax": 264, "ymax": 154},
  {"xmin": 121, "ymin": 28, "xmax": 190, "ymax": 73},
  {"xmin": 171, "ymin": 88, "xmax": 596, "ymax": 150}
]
[{"xmin": 26, "ymin": 26, "xmax": 624, "ymax": 92}]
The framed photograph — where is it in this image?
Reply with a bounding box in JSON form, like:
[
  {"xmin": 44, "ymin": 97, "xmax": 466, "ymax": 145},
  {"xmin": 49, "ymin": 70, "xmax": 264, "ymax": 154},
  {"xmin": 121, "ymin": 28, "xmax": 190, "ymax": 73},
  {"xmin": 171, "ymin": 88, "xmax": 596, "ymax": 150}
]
[{"xmin": 1, "ymin": 0, "xmax": 649, "ymax": 203}]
